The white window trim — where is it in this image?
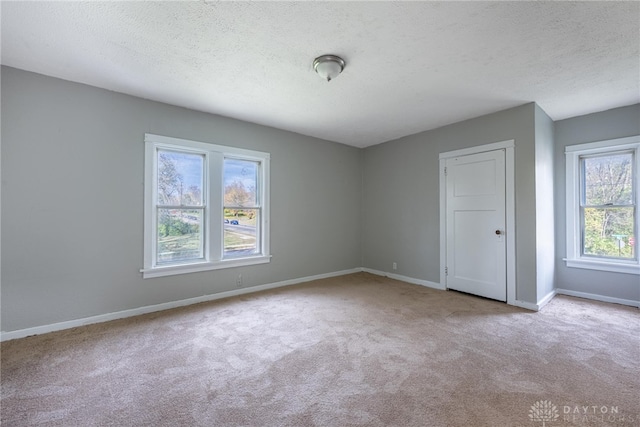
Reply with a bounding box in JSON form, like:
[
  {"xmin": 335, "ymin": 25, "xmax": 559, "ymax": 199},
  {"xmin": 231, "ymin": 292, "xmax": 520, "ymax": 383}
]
[
  {"xmin": 565, "ymin": 135, "xmax": 640, "ymax": 275},
  {"xmin": 141, "ymin": 134, "xmax": 270, "ymax": 279}
]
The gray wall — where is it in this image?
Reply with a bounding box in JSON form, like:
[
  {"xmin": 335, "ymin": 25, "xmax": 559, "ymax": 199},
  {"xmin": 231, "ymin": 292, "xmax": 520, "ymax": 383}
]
[
  {"xmin": 1, "ymin": 67, "xmax": 362, "ymax": 332},
  {"xmin": 3, "ymin": 65, "xmax": 637, "ymax": 334},
  {"xmin": 362, "ymin": 103, "xmax": 540, "ymax": 305},
  {"xmin": 554, "ymin": 104, "xmax": 640, "ymax": 303},
  {"xmin": 534, "ymin": 105, "xmax": 555, "ymax": 301}
]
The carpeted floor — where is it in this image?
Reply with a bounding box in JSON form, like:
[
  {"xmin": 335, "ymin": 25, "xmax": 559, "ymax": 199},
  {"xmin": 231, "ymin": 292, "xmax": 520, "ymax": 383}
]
[{"xmin": 1, "ymin": 272, "xmax": 639, "ymax": 426}]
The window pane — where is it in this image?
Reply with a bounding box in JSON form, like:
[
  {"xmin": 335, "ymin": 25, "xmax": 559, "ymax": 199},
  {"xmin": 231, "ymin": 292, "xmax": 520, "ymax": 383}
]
[
  {"xmin": 224, "ymin": 158, "xmax": 258, "ymax": 207},
  {"xmin": 224, "ymin": 208, "xmax": 259, "ymax": 257},
  {"xmin": 158, "ymin": 150, "xmax": 204, "ymax": 206},
  {"xmin": 583, "ymin": 153, "xmax": 633, "ymax": 206},
  {"xmin": 583, "ymin": 207, "xmax": 635, "ymax": 259},
  {"xmin": 157, "ymin": 208, "xmax": 203, "ymax": 263}
]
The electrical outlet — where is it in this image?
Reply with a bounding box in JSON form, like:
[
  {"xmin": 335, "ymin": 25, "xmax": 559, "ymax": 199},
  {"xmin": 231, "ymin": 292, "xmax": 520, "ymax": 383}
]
[
  {"xmin": 236, "ymin": 274, "xmax": 243, "ymax": 288},
  {"xmin": 392, "ymin": 262, "xmax": 397, "ymax": 270}
]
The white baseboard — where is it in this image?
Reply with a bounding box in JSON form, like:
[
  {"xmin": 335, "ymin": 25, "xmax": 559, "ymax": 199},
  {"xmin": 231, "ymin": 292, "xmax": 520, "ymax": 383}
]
[
  {"xmin": 555, "ymin": 288, "xmax": 640, "ymax": 308},
  {"xmin": 511, "ymin": 289, "xmax": 556, "ymax": 312},
  {"xmin": 511, "ymin": 300, "xmax": 540, "ymax": 311},
  {"xmin": 363, "ymin": 268, "xmax": 543, "ymax": 311},
  {"xmin": 362, "ymin": 268, "xmax": 445, "ymax": 290},
  {"xmin": 8, "ymin": 270, "xmax": 634, "ymax": 342},
  {"xmin": 0, "ymin": 268, "xmax": 362, "ymax": 342},
  {"xmin": 536, "ymin": 289, "xmax": 558, "ymax": 311}
]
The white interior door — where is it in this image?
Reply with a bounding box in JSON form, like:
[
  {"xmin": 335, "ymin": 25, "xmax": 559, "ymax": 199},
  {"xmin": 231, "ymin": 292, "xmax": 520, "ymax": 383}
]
[{"xmin": 445, "ymin": 149, "xmax": 506, "ymax": 301}]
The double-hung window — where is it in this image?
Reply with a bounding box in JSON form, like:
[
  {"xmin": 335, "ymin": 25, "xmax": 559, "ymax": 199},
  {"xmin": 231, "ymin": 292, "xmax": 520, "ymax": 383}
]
[
  {"xmin": 142, "ymin": 134, "xmax": 270, "ymax": 278},
  {"xmin": 565, "ymin": 135, "xmax": 639, "ymax": 275}
]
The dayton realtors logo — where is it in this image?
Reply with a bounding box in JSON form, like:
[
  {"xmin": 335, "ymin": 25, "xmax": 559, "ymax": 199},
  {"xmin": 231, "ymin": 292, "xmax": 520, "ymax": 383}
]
[
  {"xmin": 529, "ymin": 400, "xmax": 560, "ymax": 426},
  {"xmin": 529, "ymin": 400, "xmax": 637, "ymax": 425},
  {"xmin": 562, "ymin": 404, "xmax": 636, "ymax": 424}
]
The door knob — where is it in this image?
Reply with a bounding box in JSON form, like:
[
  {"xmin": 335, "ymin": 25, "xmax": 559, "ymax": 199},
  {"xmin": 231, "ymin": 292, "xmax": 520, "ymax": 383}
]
[{"xmin": 495, "ymin": 230, "xmax": 502, "ymax": 235}]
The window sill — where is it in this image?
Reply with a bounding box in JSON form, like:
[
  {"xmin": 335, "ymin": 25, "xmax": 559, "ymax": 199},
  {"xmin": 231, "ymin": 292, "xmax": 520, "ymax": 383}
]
[
  {"xmin": 564, "ymin": 258, "xmax": 640, "ymax": 275},
  {"xmin": 141, "ymin": 255, "xmax": 271, "ymax": 279}
]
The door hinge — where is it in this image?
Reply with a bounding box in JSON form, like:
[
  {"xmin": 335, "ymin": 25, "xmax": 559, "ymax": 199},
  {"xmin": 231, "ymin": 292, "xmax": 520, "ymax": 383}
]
[
  {"xmin": 445, "ymin": 266, "xmax": 448, "ymax": 276},
  {"xmin": 444, "ymin": 167, "xmax": 447, "ymax": 176}
]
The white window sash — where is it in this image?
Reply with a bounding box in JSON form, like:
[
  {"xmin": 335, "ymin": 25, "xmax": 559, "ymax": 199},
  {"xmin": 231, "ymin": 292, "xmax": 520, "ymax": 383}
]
[{"xmin": 565, "ymin": 135, "xmax": 640, "ymax": 275}]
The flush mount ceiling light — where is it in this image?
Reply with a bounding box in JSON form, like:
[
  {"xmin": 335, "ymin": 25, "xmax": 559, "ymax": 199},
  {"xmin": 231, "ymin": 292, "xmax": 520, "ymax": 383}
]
[{"xmin": 313, "ymin": 55, "xmax": 345, "ymax": 82}]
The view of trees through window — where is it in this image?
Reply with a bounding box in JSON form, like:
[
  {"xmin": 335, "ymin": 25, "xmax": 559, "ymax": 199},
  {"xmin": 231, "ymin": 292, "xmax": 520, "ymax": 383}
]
[
  {"xmin": 156, "ymin": 150, "xmax": 204, "ymax": 264},
  {"xmin": 223, "ymin": 158, "xmax": 259, "ymax": 257},
  {"xmin": 155, "ymin": 152, "xmax": 261, "ymax": 263},
  {"xmin": 581, "ymin": 152, "xmax": 636, "ymax": 259}
]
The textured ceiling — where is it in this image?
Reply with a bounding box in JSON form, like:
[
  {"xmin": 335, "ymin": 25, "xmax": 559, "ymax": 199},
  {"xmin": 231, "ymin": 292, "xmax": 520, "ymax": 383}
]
[{"xmin": 2, "ymin": 1, "xmax": 639, "ymax": 148}]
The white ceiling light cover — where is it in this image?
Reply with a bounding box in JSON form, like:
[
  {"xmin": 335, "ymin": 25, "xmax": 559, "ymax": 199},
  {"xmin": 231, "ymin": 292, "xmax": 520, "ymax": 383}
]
[{"xmin": 313, "ymin": 55, "xmax": 345, "ymax": 82}]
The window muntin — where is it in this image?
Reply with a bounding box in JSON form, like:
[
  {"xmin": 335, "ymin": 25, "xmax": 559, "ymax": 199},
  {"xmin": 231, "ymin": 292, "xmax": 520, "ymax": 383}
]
[
  {"xmin": 580, "ymin": 151, "xmax": 635, "ymax": 260},
  {"xmin": 565, "ymin": 135, "xmax": 640, "ymax": 275},
  {"xmin": 142, "ymin": 134, "xmax": 270, "ymax": 278}
]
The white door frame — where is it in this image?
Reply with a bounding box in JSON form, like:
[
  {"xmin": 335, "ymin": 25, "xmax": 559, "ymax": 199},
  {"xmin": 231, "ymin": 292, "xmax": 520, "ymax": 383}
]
[{"xmin": 439, "ymin": 140, "xmax": 516, "ymax": 305}]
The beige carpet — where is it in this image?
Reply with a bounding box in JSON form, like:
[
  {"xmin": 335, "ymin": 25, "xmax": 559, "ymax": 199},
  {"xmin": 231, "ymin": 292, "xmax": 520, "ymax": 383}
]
[{"xmin": 2, "ymin": 272, "xmax": 639, "ymax": 426}]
